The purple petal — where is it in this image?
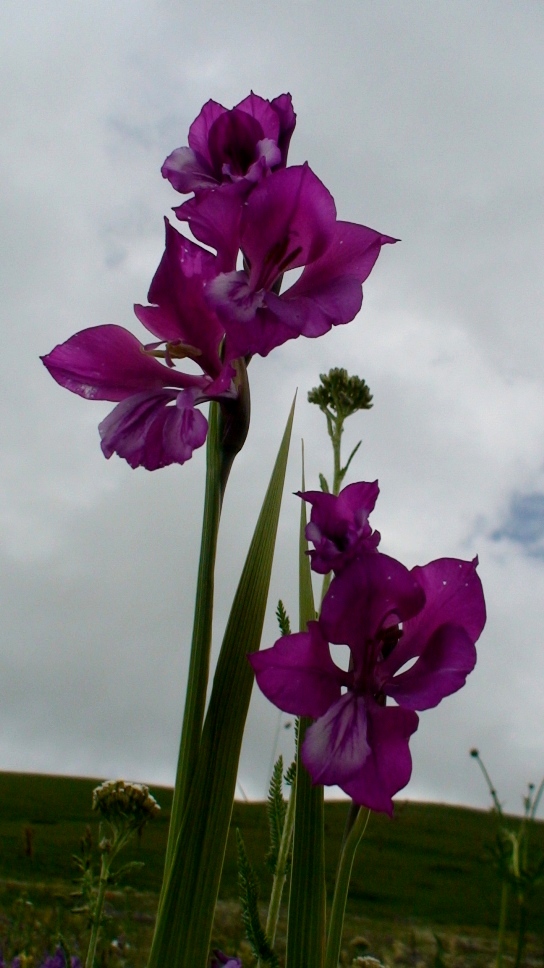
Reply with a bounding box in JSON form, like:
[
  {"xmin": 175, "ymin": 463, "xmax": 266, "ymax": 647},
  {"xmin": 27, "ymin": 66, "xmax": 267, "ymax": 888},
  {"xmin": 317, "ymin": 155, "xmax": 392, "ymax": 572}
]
[
  {"xmin": 249, "ymin": 622, "xmax": 344, "ymax": 719},
  {"xmin": 384, "ymin": 557, "xmax": 486, "ymax": 674},
  {"xmin": 289, "ymin": 222, "xmax": 397, "ymax": 300},
  {"xmin": 341, "ymin": 703, "xmax": 419, "ymax": 815},
  {"xmin": 320, "ymin": 553, "xmax": 425, "ymax": 655},
  {"xmin": 174, "ymin": 187, "xmax": 243, "ymax": 272},
  {"xmin": 208, "ymin": 283, "xmax": 295, "ymax": 360},
  {"xmin": 99, "ymin": 389, "xmax": 208, "ymax": 470},
  {"xmin": 211, "ymin": 951, "xmax": 242, "ymax": 968},
  {"xmin": 187, "ymin": 98, "xmax": 227, "ymax": 164},
  {"xmin": 41, "ymin": 325, "xmax": 202, "ymax": 402},
  {"xmin": 234, "ymin": 93, "xmax": 281, "ymax": 142},
  {"xmin": 207, "ymin": 108, "xmax": 264, "ymax": 179},
  {"xmin": 161, "ymin": 146, "xmax": 217, "ymax": 194},
  {"xmin": 302, "ymin": 693, "xmax": 371, "ymax": 787},
  {"xmin": 385, "ymin": 624, "xmax": 477, "ymax": 710},
  {"xmin": 269, "ymin": 93, "xmax": 297, "ymax": 164},
  {"xmin": 135, "ymin": 220, "xmax": 226, "ymax": 376},
  {"xmin": 283, "ymin": 222, "xmax": 398, "ymax": 338},
  {"xmin": 241, "ymin": 164, "xmax": 336, "ymax": 290},
  {"xmin": 300, "ymin": 481, "xmax": 380, "ymax": 574},
  {"xmin": 209, "ymin": 216, "xmax": 395, "ymax": 359}
]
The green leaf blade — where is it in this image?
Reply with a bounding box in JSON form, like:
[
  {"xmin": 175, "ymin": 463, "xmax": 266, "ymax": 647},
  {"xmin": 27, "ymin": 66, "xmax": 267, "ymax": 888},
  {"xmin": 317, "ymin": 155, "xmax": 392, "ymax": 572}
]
[{"xmin": 148, "ymin": 398, "xmax": 296, "ymax": 968}]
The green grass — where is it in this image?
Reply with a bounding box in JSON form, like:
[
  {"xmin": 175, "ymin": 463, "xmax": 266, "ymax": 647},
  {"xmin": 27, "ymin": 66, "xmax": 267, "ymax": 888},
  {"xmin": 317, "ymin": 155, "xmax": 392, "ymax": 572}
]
[{"xmin": 1, "ymin": 771, "xmax": 544, "ymax": 965}]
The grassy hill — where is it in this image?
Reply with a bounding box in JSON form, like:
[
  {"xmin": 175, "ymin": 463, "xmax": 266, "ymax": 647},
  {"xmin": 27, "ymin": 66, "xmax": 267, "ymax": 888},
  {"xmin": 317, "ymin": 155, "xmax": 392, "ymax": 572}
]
[
  {"xmin": 0, "ymin": 773, "xmax": 544, "ymax": 968},
  {"xmin": 2, "ymin": 769, "xmax": 544, "ymax": 935}
]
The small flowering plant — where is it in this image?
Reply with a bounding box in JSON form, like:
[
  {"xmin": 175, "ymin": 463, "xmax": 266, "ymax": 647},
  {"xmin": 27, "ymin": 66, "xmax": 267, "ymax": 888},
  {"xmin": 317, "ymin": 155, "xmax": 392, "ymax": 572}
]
[{"xmin": 42, "ymin": 93, "xmax": 486, "ymax": 967}]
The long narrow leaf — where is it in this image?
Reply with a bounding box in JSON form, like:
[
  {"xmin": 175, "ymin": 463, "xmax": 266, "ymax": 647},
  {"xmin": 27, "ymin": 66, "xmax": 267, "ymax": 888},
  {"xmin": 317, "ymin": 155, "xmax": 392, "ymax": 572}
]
[
  {"xmin": 148, "ymin": 397, "xmax": 296, "ymax": 968},
  {"xmin": 164, "ymin": 402, "xmax": 223, "ymax": 876},
  {"xmin": 286, "ymin": 455, "xmax": 326, "ymax": 967}
]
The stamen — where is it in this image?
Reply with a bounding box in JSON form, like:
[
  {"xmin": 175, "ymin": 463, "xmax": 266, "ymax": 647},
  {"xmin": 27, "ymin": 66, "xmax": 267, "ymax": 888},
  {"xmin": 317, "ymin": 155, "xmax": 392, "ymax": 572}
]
[{"xmin": 143, "ymin": 340, "xmax": 203, "ymax": 368}]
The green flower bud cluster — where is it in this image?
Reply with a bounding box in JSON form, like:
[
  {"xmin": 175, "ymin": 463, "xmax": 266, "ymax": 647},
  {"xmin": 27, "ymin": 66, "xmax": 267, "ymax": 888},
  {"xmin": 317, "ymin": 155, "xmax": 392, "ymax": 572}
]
[
  {"xmin": 308, "ymin": 367, "xmax": 373, "ymax": 421},
  {"xmin": 92, "ymin": 779, "xmax": 160, "ymax": 841}
]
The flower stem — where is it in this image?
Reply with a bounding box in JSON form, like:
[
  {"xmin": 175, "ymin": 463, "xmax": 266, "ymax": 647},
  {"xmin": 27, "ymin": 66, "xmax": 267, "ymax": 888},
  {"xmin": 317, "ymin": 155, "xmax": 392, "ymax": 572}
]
[
  {"xmin": 85, "ymin": 854, "xmax": 110, "ymax": 968},
  {"xmin": 264, "ymin": 776, "xmax": 297, "ymax": 953},
  {"xmin": 147, "ymin": 401, "xmax": 294, "ymax": 968},
  {"xmin": 496, "ymin": 880, "xmax": 509, "ymax": 968},
  {"xmin": 163, "ymin": 402, "xmax": 223, "ymax": 877},
  {"xmin": 513, "ymin": 896, "xmax": 527, "ymax": 968},
  {"xmin": 324, "ymin": 805, "xmax": 370, "ymax": 968},
  {"xmin": 320, "ymin": 415, "xmax": 344, "ymax": 602}
]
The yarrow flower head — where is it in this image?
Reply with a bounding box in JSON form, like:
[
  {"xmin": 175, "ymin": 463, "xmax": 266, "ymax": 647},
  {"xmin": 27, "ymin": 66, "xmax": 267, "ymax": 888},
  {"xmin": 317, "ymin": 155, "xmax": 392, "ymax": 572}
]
[
  {"xmin": 92, "ymin": 779, "xmax": 160, "ymax": 839},
  {"xmin": 42, "ymin": 93, "xmax": 395, "ymax": 470},
  {"xmin": 250, "ymin": 483, "xmax": 486, "ymax": 814}
]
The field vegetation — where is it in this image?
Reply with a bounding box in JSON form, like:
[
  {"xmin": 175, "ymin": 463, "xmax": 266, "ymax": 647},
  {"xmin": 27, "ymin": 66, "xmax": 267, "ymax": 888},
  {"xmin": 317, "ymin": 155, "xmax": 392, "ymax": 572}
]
[{"xmin": 1, "ymin": 772, "xmax": 543, "ymax": 966}]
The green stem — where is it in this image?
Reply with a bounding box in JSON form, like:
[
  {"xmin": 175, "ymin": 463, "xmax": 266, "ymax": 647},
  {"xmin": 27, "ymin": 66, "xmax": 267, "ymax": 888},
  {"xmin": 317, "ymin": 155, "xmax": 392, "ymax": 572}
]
[
  {"xmin": 163, "ymin": 403, "xmax": 223, "ymax": 876},
  {"xmin": 331, "ymin": 416, "xmax": 344, "ymax": 496},
  {"xmin": 496, "ymin": 880, "xmax": 509, "ymax": 968},
  {"xmin": 324, "ymin": 807, "xmax": 370, "ymax": 968},
  {"xmin": 265, "ymin": 777, "xmax": 297, "ymax": 950},
  {"xmin": 85, "ymin": 854, "xmax": 110, "ymax": 968},
  {"xmin": 513, "ymin": 896, "xmax": 527, "ymax": 968},
  {"xmin": 147, "ymin": 401, "xmax": 294, "ymax": 968},
  {"xmin": 320, "ymin": 416, "xmax": 344, "ymax": 602},
  {"xmin": 285, "ymin": 471, "xmax": 325, "ymax": 968}
]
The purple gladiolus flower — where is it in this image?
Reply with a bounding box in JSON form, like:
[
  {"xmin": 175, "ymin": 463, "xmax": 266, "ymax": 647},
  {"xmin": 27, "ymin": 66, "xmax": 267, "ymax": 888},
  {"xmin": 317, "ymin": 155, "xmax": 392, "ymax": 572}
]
[
  {"xmin": 44, "ymin": 93, "xmax": 397, "ymax": 469},
  {"xmin": 300, "ymin": 480, "xmax": 381, "ymax": 574},
  {"xmin": 42, "ymin": 222, "xmax": 236, "ymax": 470},
  {"xmin": 189, "ymin": 164, "xmax": 397, "ymax": 359},
  {"xmin": 162, "ymin": 93, "xmax": 296, "ymax": 194},
  {"xmin": 251, "ymin": 548, "xmax": 486, "ymax": 815}
]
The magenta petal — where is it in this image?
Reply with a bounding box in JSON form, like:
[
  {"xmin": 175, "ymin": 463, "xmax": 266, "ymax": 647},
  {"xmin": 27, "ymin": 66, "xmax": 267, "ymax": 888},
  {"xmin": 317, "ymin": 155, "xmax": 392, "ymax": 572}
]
[
  {"xmin": 210, "ymin": 289, "xmax": 296, "ymax": 360},
  {"xmin": 41, "ymin": 325, "xmax": 201, "ymax": 402},
  {"xmin": 289, "ymin": 222, "xmax": 397, "ymax": 299},
  {"xmin": 234, "ymin": 93, "xmax": 280, "ymax": 142},
  {"xmin": 269, "ymin": 93, "xmax": 296, "ymax": 164},
  {"xmin": 385, "ymin": 625, "xmax": 477, "ymax": 710},
  {"xmin": 134, "ymin": 220, "xmax": 226, "ymax": 377},
  {"xmin": 300, "ymin": 481, "xmax": 380, "ymax": 573},
  {"xmin": 174, "ymin": 187, "xmax": 243, "ymax": 272},
  {"xmin": 187, "ymin": 99, "xmax": 227, "ymax": 163},
  {"xmin": 242, "ymin": 165, "xmax": 336, "ymax": 289},
  {"xmin": 321, "ymin": 553, "xmax": 425, "ymax": 652},
  {"xmin": 341, "ymin": 704, "xmax": 419, "ymax": 815},
  {"xmin": 280, "ymin": 222, "xmax": 397, "ymax": 338},
  {"xmin": 207, "ymin": 109, "xmax": 264, "ymax": 179},
  {"xmin": 99, "ymin": 389, "xmax": 208, "ymax": 470},
  {"xmin": 161, "ymin": 146, "xmax": 217, "ymax": 194},
  {"xmin": 302, "ymin": 693, "xmax": 371, "ymax": 787},
  {"xmin": 249, "ymin": 623, "xmax": 344, "ymax": 719},
  {"xmin": 385, "ymin": 557, "xmax": 486, "ymax": 673}
]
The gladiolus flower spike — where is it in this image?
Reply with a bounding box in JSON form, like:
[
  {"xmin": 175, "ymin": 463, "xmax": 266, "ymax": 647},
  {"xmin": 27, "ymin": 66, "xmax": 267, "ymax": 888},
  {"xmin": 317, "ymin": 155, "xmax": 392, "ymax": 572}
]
[
  {"xmin": 250, "ymin": 485, "xmax": 486, "ymax": 815},
  {"xmin": 42, "ymin": 93, "xmax": 395, "ymax": 470}
]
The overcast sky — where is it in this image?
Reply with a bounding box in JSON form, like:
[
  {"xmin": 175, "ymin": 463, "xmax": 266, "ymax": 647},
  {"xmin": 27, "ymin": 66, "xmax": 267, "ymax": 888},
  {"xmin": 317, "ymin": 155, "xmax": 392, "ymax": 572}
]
[{"xmin": 1, "ymin": 0, "xmax": 544, "ymax": 817}]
